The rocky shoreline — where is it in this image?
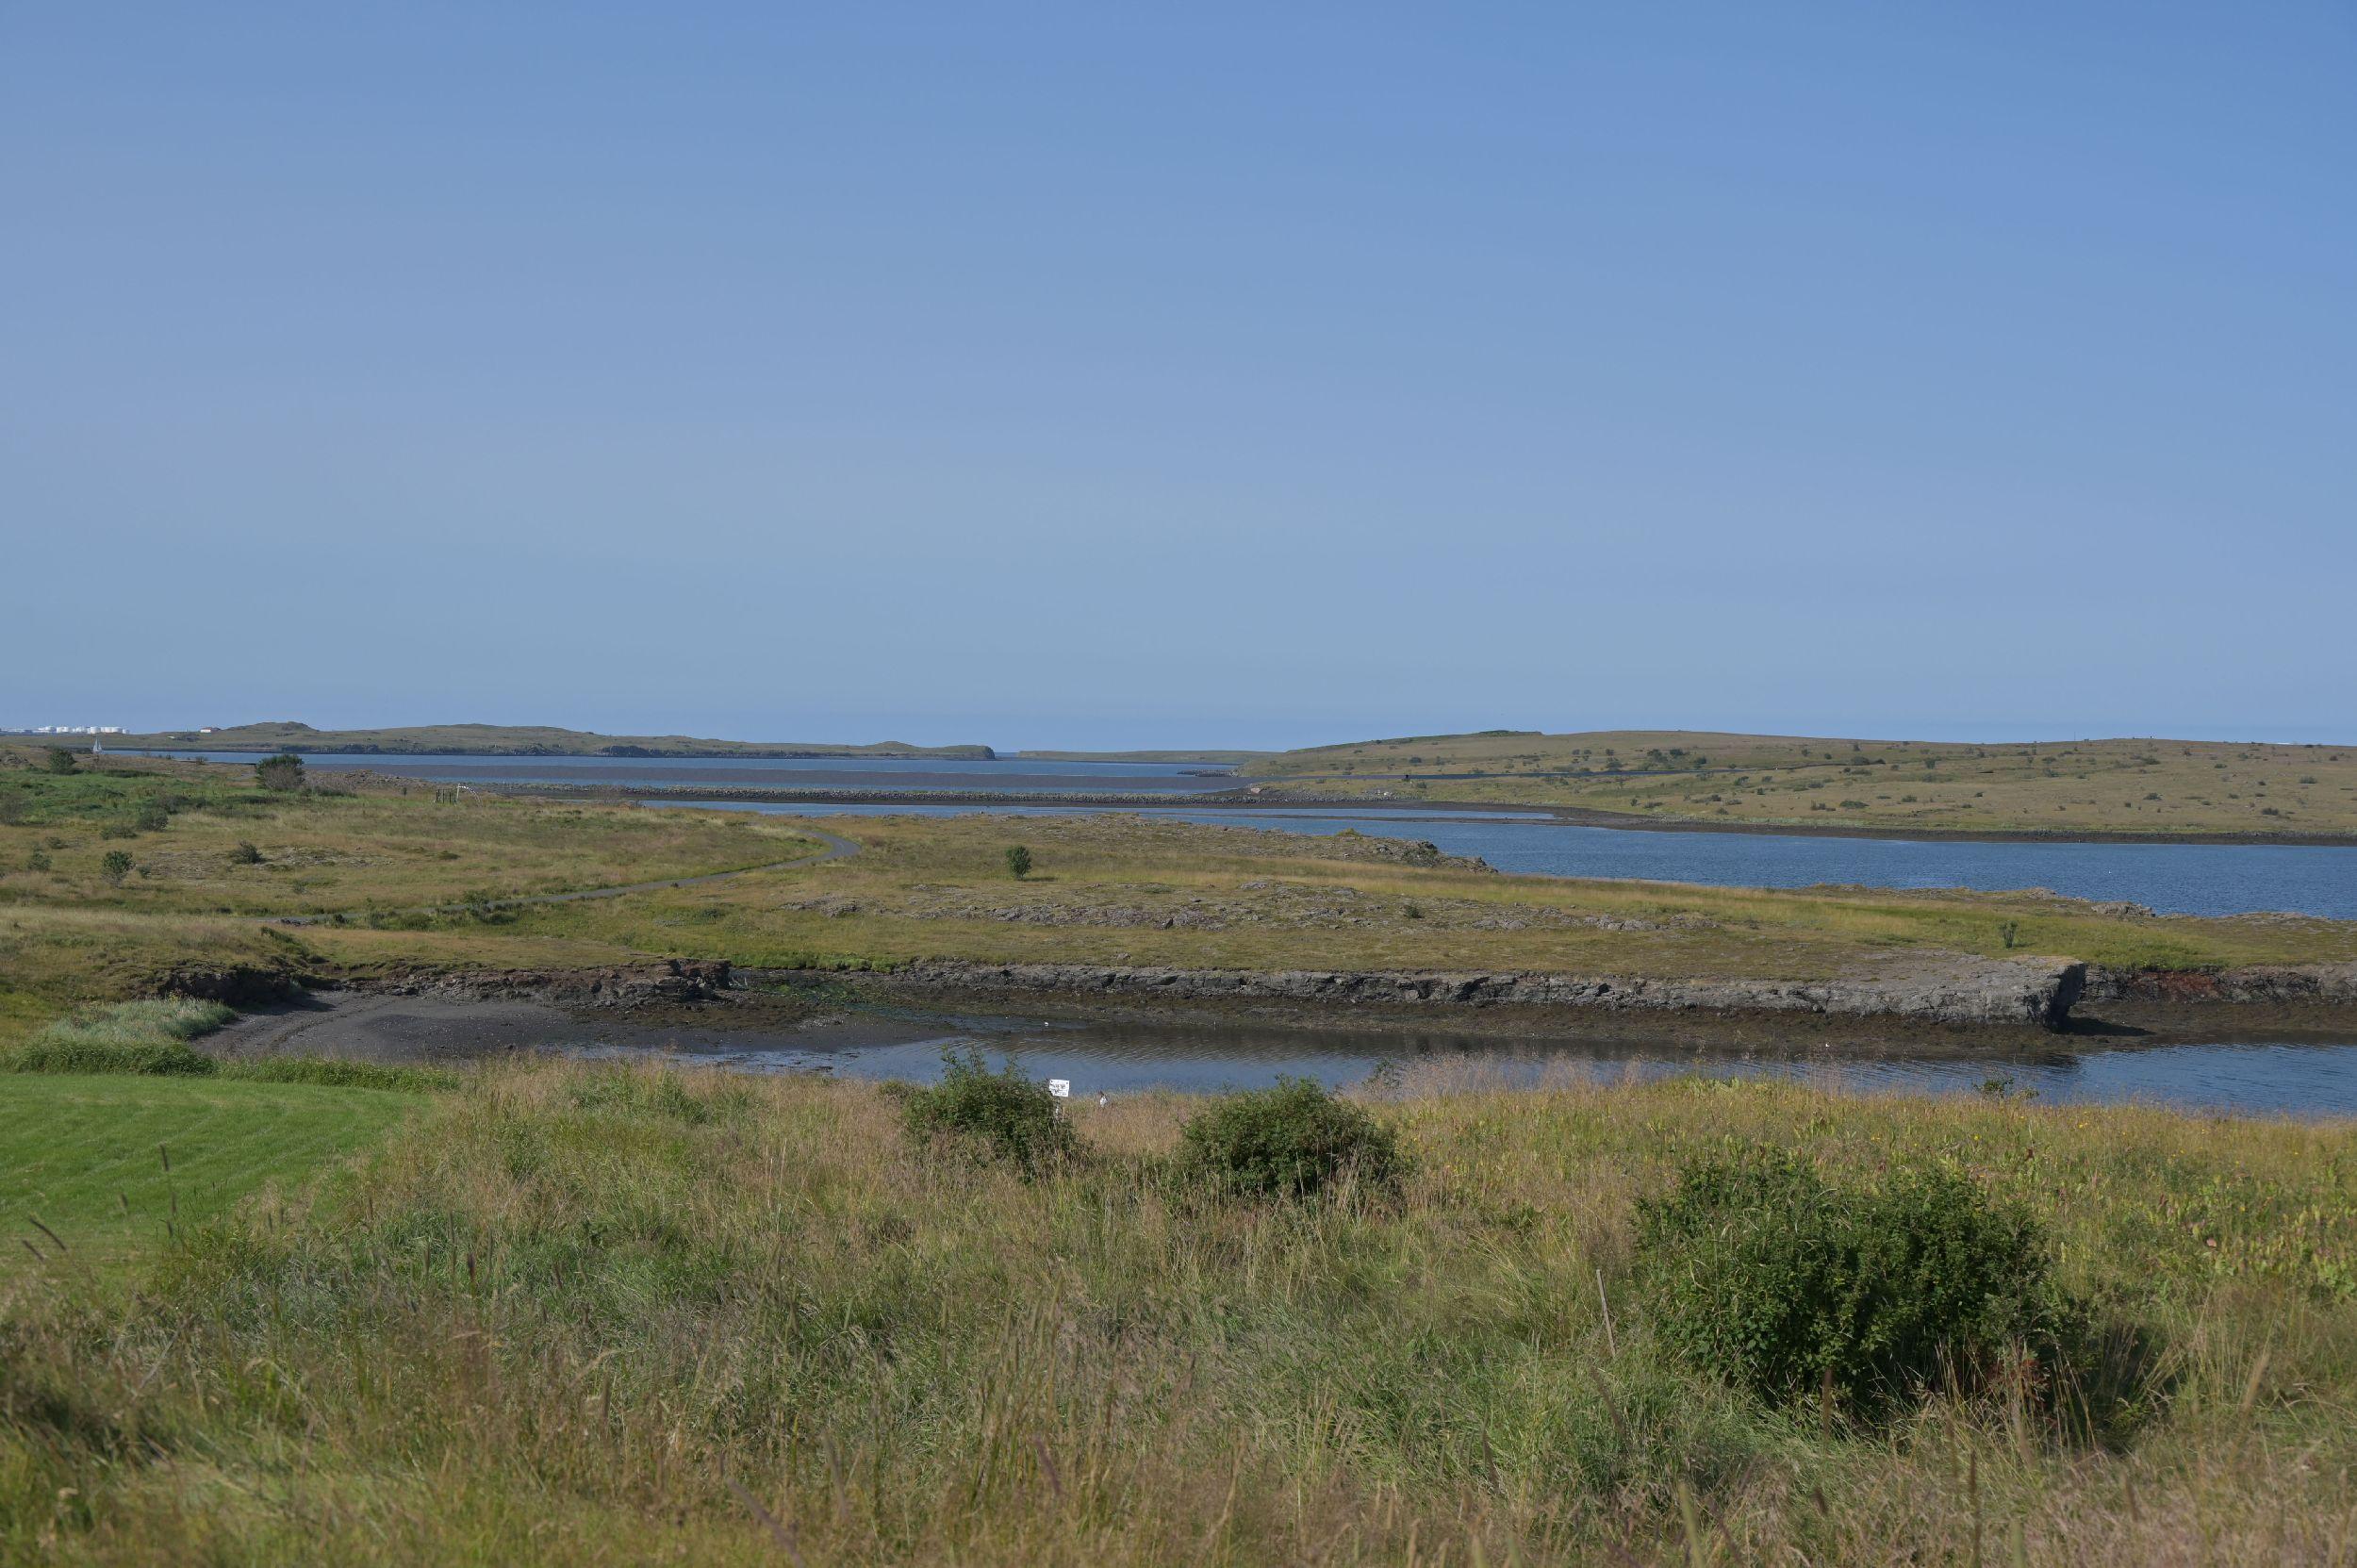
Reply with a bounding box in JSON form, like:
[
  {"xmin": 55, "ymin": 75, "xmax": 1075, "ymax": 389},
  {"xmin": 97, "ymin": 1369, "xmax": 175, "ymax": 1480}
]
[
  {"xmin": 152, "ymin": 955, "xmax": 2357, "ymax": 1039},
  {"xmin": 775, "ymin": 954, "xmax": 2090, "ymax": 1029}
]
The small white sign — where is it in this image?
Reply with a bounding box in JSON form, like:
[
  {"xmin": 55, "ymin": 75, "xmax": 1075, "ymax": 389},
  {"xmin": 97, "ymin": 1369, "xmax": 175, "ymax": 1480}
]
[{"xmin": 1047, "ymin": 1079, "xmax": 1071, "ymax": 1099}]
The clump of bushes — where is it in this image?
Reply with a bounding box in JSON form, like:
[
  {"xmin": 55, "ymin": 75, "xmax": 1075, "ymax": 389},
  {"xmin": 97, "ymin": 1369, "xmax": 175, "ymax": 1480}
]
[
  {"xmin": 101, "ymin": 849, "xmax": 134, "ymax": 884},
  {"xmin": 1637, "ymin": 1144, "xmax": 2070, "ymax": 1419},
  {"xmin": 255, "ymin": 752, "xmax": 306, "ymax": 792},
  {"xmin": 229, "ymin": 841, "xmax": 264, "ymax": 865},
  {"xmin": 1177, "ymin": 1077, "xmax": 1402, "ymax": 1198},
  {"xmin": 4, "ymin": 999, "xmax": 454, "ymax": 1088},
  {"xmin": 5, "ymin": 999, "xmax": 237, "ymax": 1076},
  {"xmin": 897, "ymin": 1050, "xmax": 1075, "ymax": 1172}
]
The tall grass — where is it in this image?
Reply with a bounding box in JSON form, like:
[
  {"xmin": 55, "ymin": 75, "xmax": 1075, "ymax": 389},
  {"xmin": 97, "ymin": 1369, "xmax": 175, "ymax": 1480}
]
[
  {"xmin": 1, "ymin": 999, "xmax": 454, "ymax": 1089},
  {"xmin": 4, "ymin": 1063, "xmax": 2352, "ymax": 1563}
]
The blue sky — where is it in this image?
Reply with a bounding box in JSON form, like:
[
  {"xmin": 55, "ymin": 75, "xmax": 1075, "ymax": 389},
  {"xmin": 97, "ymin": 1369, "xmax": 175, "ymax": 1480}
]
[{"xmin": 4, "ymin": 4, "xmax": 2350, "ymax": 750}]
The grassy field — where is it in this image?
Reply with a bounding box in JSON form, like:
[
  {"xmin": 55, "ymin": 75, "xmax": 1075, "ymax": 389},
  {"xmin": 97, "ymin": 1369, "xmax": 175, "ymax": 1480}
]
[
  {"xmin": 0, "ymin": 753, "xmax": 821, "ymax": 1042},
  {"xmin": 3, "ymin": 1059, "xmax": 2352, "ymax": 1563},
  {"xmin": 6, "ymin": 756, "xmax": 2355, "ymax": 1048},
  {"xmin": 0, "ymin": 1074, "xmax": 420, "ymax": 1279},
  {"xmin": 90, "ymin": 721, "xmax": 996, "ymax": 757},
  {"xmin": 469, "ymin": 810, "xmax": 2357, "ymax": 982},
  {"xmin": 1242, "ymin": 730, "xmax": 2357, "ymax": 838}
]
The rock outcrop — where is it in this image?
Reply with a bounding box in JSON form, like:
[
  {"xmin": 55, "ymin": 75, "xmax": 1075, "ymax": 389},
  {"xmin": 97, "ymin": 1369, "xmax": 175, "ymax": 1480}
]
[
  {"xmin": 150, "ymin": 963, "xmax": 307, "ymax": 1005},
  {"xmin": 2082, "ymin": 962, "xmax": 2357, "ymax": 1005},
  {"xmin": 357, "ymin": 958, "xmax": 733, "ymax": 1008},
  {"xmin": 873, "ymin": 954, "xmax": 2087, "ymax": 1029}
]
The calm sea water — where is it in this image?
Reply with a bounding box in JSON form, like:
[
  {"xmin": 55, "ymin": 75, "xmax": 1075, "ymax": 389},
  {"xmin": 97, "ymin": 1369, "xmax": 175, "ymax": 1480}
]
[{"xmin": 583, "ymin": 1014, "xmax": 2357, "ymax": 1118}]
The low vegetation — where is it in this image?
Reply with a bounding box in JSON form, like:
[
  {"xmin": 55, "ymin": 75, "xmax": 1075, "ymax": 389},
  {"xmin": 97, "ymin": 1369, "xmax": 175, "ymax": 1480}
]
[
  {"xmin": 1244, "ymin": 728, "xmax": 2357, "ymax": 838},
  {"xmin": 894, "ymin": 1049, "xmax": 1079, "ymax": 1172},
  {"xmin": 1175, "ymin": 1075, "xmax": 1402, "ymax": 1197},
  {"xmin": 1637, "ymin": 1145, "xmax": 2076, "ymax": 1422},
  {"xmin": 5, "ymin": 757, "xmax": 2354, "ymax": 1050},
  {"xmin": 3, "ymin": 1061, "xmax": 2352, "ymax": 1562},
  {"xmin": 2, "ymin": 1001, "xmax": 453, "ymax": 1091}
]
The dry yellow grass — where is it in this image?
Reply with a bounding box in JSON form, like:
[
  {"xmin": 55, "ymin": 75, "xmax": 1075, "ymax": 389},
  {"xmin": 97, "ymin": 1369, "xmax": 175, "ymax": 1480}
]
[
  {"xmin": 4, "ymin": 1060, "xmax": 2352, "ymax": 1563},
  {"xmin": 1245, "ymin": 730, "xmax": 2357, "ymax": 837}
]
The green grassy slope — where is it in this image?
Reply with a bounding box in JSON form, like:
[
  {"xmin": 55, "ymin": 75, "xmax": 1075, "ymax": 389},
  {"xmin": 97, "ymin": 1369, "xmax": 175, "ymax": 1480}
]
[{"xmin": 0, "ymin": 1075, "xmax": 420, "ymax": 1275}]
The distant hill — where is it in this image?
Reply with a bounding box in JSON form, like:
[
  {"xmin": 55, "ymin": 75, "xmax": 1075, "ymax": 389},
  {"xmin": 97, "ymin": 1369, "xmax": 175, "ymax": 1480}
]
[{"xmin": 113, "ymin": 722, "xmax": 997, "ymax": 760}]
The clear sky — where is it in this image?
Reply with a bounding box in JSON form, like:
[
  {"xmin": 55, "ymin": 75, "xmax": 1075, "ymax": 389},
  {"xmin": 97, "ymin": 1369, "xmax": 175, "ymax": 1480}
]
[{"xmin": 5, "ymin": 4, "xmax": 2350, "ymax": 751}]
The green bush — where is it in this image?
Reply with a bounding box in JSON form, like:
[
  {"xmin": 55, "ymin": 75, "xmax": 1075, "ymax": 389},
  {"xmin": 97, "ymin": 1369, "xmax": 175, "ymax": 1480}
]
[
  {"xmin": 4, "ymin": 1038, "xmax": 219, "ymax": 1076},
  {"xmin": 1004, "ymin": 844, "xmax": 1032, "ymax": 879},
  {"xmin": 1637, "ymin": 1144, "xmax": 2067, "ymax": 1418},
  {"xmin": 45, "ymin": 747, "xmax": 78, "ymax": 775},
  {"xmin": 255, "ymin": 752, "xmax": 306, "ymax": 792},
  {"xmin": 1177, "ymin": 1077, "xmax": 1402, "ymax": 1198},
  {"xmin": 101, "ymin": 849, "xmax": 134, "ymax": 884},
  {"xmin": 223, "ymin": 1058, "xmax": 459, "ymax": 1091},
  {"xmin": 898, "ymin": 1050, "xmax": 1075, "ymax": 1172},
  {"xmin": 229, "ymin": 841, "xmax": 264, "ymax": 865},
  {"xmin": 4, "ymin": 999, "xmax": 238, "ymax": 1077}
]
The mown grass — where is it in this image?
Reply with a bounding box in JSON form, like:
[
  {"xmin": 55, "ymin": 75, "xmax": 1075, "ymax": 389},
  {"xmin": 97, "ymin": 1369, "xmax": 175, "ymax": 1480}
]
[
  {"xmin": 1246, "ymin": 729, "xmax": 2357, "ymax": 838},
  {"xmin": 0, "ymin": 1075, "xmax": 422, "ymax": 1280},
  {"xmin": 4, "ymin": 1061, "xmax": 2353, "ymax": 1563}
]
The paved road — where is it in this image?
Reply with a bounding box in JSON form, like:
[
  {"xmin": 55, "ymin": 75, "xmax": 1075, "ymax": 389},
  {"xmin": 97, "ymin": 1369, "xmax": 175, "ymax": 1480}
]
[{"xmin": 275, "ymin": 827, "xmax": 862, "ymax": 926}]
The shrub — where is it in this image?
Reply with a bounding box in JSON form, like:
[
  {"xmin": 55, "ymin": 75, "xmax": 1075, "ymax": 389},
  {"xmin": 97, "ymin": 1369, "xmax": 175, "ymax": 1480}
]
[
  {"xmin": 229, "ymin": 841, "xmax": 264, "ymax": 865},
  {"xmin": 45, "ymin": 747, "xmax": 78, "ymax": 774},
  {"xmin": 1637, "ymin": 1145, "xmax": 2068, "ymax": 1418},
  {"xmin": 101, "ymin": 849, "xmax": 134, "ymax": 884},
  {"xmin": 133, "ymin": 799, "xmax": 171, "ymax": 832},
  {"xmin": 255, "ymin": 752, "xmax": 306, "ymax": 792},
  {"xmin": 4, "ymin": 1038, "xmax": 219, "ymax": 1076},
  {"xmin": 219, "ymin": 1057, "xmax": 459, "ymax": 1091},
  {"xmin": 0, "ymin": 791, "xmax": 25, "ymax": 825},
  {"xmin": 25, "ymin": 850, "xmax": 50, "ymax": 872},
  {"xmin": 898, "ymin": 1050, "xmax": 1075, "ymax": 1172},
  {"xmin": 1004, "ymin": 844, "xmax": 1032, "ymax": 879},
  {"xmin": 1177, "ymin": 1078, "xmax": 1402, "ymax": 1198}
]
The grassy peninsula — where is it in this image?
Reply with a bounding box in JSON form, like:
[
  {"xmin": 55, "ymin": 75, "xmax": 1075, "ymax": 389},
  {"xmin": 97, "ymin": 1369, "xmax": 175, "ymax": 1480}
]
[
  {"xmin": 1244, "ymin": 730, "xmax": 2357, "ymax": 840},
  {"xmin": 5, "ymin": 748, "xmax": 2354, "ymax": 1043}
]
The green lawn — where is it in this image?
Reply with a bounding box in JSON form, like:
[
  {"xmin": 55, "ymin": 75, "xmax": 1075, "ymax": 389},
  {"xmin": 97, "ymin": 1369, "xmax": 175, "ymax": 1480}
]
[{"xmin": 0, "ymin": 1075, "xmax": 420, "ymax": 1276}]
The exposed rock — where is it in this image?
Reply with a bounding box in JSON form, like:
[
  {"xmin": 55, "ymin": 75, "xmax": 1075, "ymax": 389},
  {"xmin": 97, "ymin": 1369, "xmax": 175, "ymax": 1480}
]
[
  {"xmin": 357, "ymin": 958, "xmax": 733, "ymax": 1008},
  {"xmin": 2082, "ymin": 962, "xmax": 2357, "ymax": 1005},
  {"xmin": 149, "ymin": 963, "xmax": 306, "ymax": 1005},
  {"xmin": 873, "ymin": 954, "xmax": 2087, "ymax": 1029}
]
